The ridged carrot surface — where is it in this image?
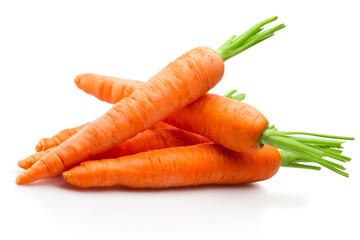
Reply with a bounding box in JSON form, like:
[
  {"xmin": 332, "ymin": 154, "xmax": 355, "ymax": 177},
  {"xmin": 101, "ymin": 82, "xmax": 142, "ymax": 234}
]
[
  {"xmin": 63, "ymin": 144, "xmax": 281, "ymax": 188},
  {"xmin": 20, "ymin": 127, "xmax": 210, "ymax": 170},
  {"xmin": 35, "ymin": 123, "xmax": 88, "ymax": 152},
  {"xmin": 74, "ymin": 73, "xmax": 146, "ymax": 104},
  {"xmin": 75, "ymin": 74, "xmax": 267, "ymax": 152},
  {"xmin": 16, "ymin": 47, "xmax": 224, "ymax": 184},
  {"xmin": 73, "ymin": 73, "xmax": 354, "ymax": 177},
  {"xmin": 35, "ymin": 120, "xmax": 172, "ymax": 152},
  {"xmin": 164, "ymin": 94, "xmax": 268, "ymax": 152}
]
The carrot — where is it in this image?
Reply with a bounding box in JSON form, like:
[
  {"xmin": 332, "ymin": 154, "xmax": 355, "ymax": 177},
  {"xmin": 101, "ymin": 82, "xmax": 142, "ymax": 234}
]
[
  {"xmin": 16, "ymin": 17, "xmax": 285, "ymax": 185},
  {"xmin": 19, "ymin": 127, "xmax": 211, "ymax": 170},
  {"xmin": 24, "ymin": 91, "xmax": 244, "ymax": 169},
  {"xmin": 74, "ymin": 73, "xmax": 146, "ymax": 104},
  {"xmin": 35, "ymin": 121, "xmax": 172, "ymax": 152},
  {"xmin": 73, "ymin": 73, "xmax": 355, "ymax": 177},
  {"xmin": 63, "ymin": 144, "xmax": 280, "ymax": 188},
  {"xmin": 63, "ymin": 143, "xmax": 322, "ymax": 188},
  {"xmin": 35, "ymin": 123, "xmax": 88, "ymax": 152}
]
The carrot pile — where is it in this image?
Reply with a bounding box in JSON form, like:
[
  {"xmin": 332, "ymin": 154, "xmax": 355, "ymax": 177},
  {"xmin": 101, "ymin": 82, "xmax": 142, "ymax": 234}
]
[{"xmin": 16, "ymin": 17, "xmax": 354, "ymax": 189}]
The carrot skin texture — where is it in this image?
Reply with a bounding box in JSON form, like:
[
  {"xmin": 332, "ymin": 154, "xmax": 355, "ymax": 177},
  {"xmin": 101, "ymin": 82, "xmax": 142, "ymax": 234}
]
[
  {"xmin": 16, "ymin": 47, "xmax": 224, "ymax": 184},
  {"xmin": 74, "ymin": 73, "xmax": 146, "ymax": 104},
  {"xmin": 97, "ymin": 127, "xmax": 211, "ymax": 159},
  {"xmin": 75, "ymin": 74, "xmax": 268, "ymax": 152},
  {"xmin": 35, "ymin": 123, "xmax": 88, "ymax": 152},
  {"xmin": 63, "ymin": 144, "xmax": 281, "ymax": 188},
  {"xmin": 164, "ymin": 94, "xmax": 268, "ymax": 152},
  {"xmin": 35, "ymin": 121, "xmax": 173, "ymax": 152},
  {"xmin": 21, "ymin": 128, "xmax": 210, "ymax": 170}
]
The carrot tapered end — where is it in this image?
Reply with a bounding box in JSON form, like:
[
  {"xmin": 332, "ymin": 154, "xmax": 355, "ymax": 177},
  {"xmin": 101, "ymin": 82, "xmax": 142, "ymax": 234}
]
[
  {"xmin": 16, "ymin": 160, "xmax": 50, "ymax": 185},
  {"xmin": 35, "ymin": 142, "xmax": 43, "ymax": 152},
  {"xmin": 18, "ymin": 159, "xmax": 30, "ymax": 170}
]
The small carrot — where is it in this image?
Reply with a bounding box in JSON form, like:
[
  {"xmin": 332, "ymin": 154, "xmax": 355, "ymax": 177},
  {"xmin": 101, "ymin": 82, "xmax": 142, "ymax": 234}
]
[
  {"xmin": 19, "ymin": 127, "xmax": 211, "ymax": 170},
  {"xmin": 64, "ymin": 144, "xmax": 319, "ymax": 188},
  {"xmin": 16, "ymin": 17, "xmax": 285, "ymax": 184},
  {"xmin": 73, "ymin": 73, "xmax": 355, "ymax": 177},
  {"xmin": 74, "ymin": 73, "xmax": 146, "ymax": 104},
  {"xmin": 35, "ymin": 123, "xmax": 88, "ymax": 152}
]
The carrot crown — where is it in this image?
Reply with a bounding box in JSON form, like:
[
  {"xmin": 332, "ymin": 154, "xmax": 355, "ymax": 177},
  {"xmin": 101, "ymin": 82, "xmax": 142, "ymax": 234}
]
[
  {"xmin": 217, "ymin": 16, "xmax": 285, "ymax": 62},
  {"xmin": 261, "ymin": 125, "xmax": 354, "ymax": 177}
]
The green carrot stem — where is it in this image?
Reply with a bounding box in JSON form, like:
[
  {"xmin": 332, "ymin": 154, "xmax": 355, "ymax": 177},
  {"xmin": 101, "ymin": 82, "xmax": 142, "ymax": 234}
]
[
  {"xmin": 223, "ymin": 90, "xmax": 246, "ymax": 101},
  {"xmin": 319, "ymin": 146, "xmax": 343, "ymax": 154},
  {"xmin": 217, "ymin": 16, "xmax": 285, "ymax": 61},
  {"xmin": 285, "ymin": 137, "xmax": 344, "ymax": 148},
  {"xmin": 261, "ymin": 128, "xmax": 353, "ymax": 177},
  {"xmin": 311, "ymin": 145, "xmax": 351, "ymax": 162},
  {"xmin": 279, "ymin": 151, "xmax": 321, "ymax": 171},
  {"xmin": 282, "ymin": 163, "xmax": 321, "ymax": 171}
]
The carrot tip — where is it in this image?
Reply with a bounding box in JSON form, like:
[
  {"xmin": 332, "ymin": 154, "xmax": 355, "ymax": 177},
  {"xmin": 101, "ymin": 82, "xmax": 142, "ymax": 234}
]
[
  {"xmin": 16, "ymin": 174, "xmax": 29, "ymax": 185},
  {"xmin": 35, "ymin": 143, "xmax": 43, "ymax": 152},
  {"xmin": 74, "ymin": 74, "xmax": 82, "ymax": 87},
  {"xmin": 62, "ymin": 171, "xmax": 70, "ymax": 180},
  {"xmin": 18, "ymin": 160, "xmax": 28, "ymax": 170}
]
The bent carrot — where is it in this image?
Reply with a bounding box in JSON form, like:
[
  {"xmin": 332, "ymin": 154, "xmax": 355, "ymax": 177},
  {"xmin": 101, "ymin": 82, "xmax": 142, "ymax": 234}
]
[
  {"xmin": 62, "ymin": 144, "xmax": 282, "ymax": 188},
  {"xmin": 17, "ymin": 17, "xmax": 285, "ymax": 184},
  {"xmin": 74, "ymin": 73, "xmax": 355, "ymax": 176},
  {"xmin": 19, "ymin": 127, "xmax": 211, "ymax": 170}
]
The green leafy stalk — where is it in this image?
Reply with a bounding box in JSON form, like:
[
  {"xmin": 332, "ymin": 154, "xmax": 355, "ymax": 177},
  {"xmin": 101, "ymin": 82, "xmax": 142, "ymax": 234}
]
[
  {"xmin": 261, "ymin": 127, "xmax": 354, "ymax": 177},
  {"xmin": 217, "ymin": 16, "xmax": 285, "ymax": 62},
  {"xmin": 223, "ymin": 89, "xmax": 246, "ymax": 101}
]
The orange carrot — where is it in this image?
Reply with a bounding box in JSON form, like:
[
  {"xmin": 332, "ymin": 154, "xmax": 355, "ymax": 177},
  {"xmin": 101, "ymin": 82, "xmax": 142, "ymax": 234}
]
[
  {"xmin": 19, "ymin": 127, "xmax": 210, "ymax": 170},
  {"xmin": 16, "ymin": 17, "xmax": 285, "ymax": 184},
  {"xmin": 35, "ymin": 121, "xmax": 172, "ymax": 152},
  {"xmin": 16, "ymin": 47, "xmax": 224, "ymax": 184},
  {"xmin": 35, "ymin": 123, "xmax": 88, "ymax": 152},
  {"xmin": 74, "ymin": 73, "xmax": 146, "ymax": 104},
  {"xmin": 76, "ymin": 73, "xmax": 354, "ymax": 176},
  {"xmin": 63, "ymin": 144, "xmax": 281, "ymax": 188}
]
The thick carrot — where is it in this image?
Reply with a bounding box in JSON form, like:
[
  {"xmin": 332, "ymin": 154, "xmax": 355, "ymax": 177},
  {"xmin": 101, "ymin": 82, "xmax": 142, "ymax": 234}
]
[
  {"xmin": 63, "ymin": 144, "xmax": 281, "ymax": 188},
  {"xmin": 19, "ymin": 127, "xmax": 211, "ymax": 170},
  {"xmin": 16, "ymin": 17, "xmax": 285, "ymax": 184},
  {"xmin": 75, "ymin": 73, "xmax": 354, "ymax": 176}
]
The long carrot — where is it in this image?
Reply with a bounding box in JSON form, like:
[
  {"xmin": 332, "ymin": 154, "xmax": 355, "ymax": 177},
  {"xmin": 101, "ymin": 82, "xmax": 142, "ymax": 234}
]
[
  {"xmin": 19, "ymin": 127, "xmax": 211, "ymax": 170},
  {"xmin": 35, "ymin": 121, "xmax": 172, "ymax": 152},
  {"xmin": 74, "ymin": 74, "xmax": 355, "ymax": 177},
  {"xmin": 25, "ymin": 92, "xmax": 245, "ymax": 169},
  {"xmin": 63, "ymin": 144, "xmax": 308, "ymax": 188},
  {"xmin": 16, "ymin": 17, "xmax": 285, "ymax": 185}
]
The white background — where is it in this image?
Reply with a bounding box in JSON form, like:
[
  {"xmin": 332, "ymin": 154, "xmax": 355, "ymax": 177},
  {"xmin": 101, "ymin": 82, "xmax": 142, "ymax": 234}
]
[{"xmin": 1, "ymin": 0, "xmax": 359, "ymax": 239}]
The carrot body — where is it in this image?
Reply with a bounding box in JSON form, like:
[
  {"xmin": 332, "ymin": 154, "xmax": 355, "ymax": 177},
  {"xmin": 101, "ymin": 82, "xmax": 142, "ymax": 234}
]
[
  {"xmin": 74, "ymin": 74, "xmax": 354, "ymax": 177},
  {"xmin": 20, "ymin": 127, "xmax": 210, "ymax": 170},
  {"xmin": 63, "ymin": 144, "xmax": 281, "ymax": 188},
  {"xmin": 35, "ymin": 121, "xmax": 173, "ymax": 152},
  {"xmin": 16, "ymin": 47, "xmax": 224, "ymax": 184},
  {"xmin": 97, "ymin": 127, "xmax": 211, "ymax": 159},
  {"xmin": 35, "ymin": 123, "xmax": 88, "ymax": 152},
  {"xmin": 164, "ymin": 94, "xmax": 268, "ymax": 152},
  {"xmin": 75, "ymin": 74, "xmax": 268, "ymax": 152},
  {"xmin": 74, "ymin": 73, "xmax": 146, "ymax": 104}
]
